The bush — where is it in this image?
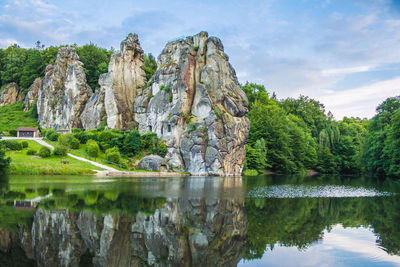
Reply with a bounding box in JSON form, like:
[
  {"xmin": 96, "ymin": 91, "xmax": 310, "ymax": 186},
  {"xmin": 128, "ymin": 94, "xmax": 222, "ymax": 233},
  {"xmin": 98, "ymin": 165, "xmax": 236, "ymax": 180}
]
[
  {"xmin": 26, "ymin": 149, "xmax": 36, "ymax": 155},
  {"xmin": 46, "ymin": 129, "xmax": 59, "ymax": 141},
  {"xmin": 69, "ymin": 137, "xmax": 80, "ymax": 149},
  {"xmin": 85, "ymin": 140, "xmax": 100, "ymax": 158},
  {"xmin": 38, "ymin": 147, "xmax": 51, "ymax": 158},
  {"xmin": 57, "ymin": 134, "xmax": 69, "ymax": 146},
  {"xmin": 158, "ymin": 142, "xmax": 168, "ymax": 157},
  {"xmin": 105, "ymin": 147, "xmax": 121, "ymax": 165},
  {"xmin": 21, "ymin": 141, "xmax": 29, "ymax": 148},
  {"xmin": 1, "ymin": 140, "xmax": 23, "ymax": 150},
  {"xmin": 9, "ymin": 130, "xmax": 17, "ymax": 137},
  {"xmin": 53, "ymin": 145, "xmax": 68, "ymax": 156}
]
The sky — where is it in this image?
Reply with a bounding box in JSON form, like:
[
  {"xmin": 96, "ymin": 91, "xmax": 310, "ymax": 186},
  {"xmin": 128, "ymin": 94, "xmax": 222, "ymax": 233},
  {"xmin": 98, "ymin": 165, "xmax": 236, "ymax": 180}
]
[{"xmin": 1, "ymin": 0, "xmax": 399, "ymax": 119}]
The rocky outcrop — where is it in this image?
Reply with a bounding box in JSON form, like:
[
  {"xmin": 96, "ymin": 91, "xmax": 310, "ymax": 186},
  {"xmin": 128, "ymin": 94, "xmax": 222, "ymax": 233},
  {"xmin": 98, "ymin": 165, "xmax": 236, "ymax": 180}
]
[
  {"xmin": 23, "ymin": 77, "xmax": 41, "ymax": 111},
  {"xmin": 0, "ymin": 82, "xmax": 24, "ymax": 106},
  {"xmin": 17, "ymin": 197, "xmax": 246, "ymax": 266},
  {"xmin": 139, "ymin": 155, "xmax": 167, "ymax": 171},
  {"xmin": 134, "ymin": 32, "xmax": 250, "ymax": 176},
  {"xmin": 103, "ymin": 33, "xmax": 147, "ymax": 129},
  {"xmin": 37, "ymin": 47, "xmax": 92, "ymax": 129},
  {"xmin": 80, "ymin": 74, "xmax": 107, "ymax": 129}
]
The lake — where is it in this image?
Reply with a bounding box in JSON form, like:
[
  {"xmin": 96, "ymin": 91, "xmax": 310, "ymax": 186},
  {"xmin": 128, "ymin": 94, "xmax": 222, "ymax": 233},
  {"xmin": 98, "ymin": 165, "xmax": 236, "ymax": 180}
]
[{"xmin": 0, "ymin": 174, "xmax": 399, "ymax": 266}]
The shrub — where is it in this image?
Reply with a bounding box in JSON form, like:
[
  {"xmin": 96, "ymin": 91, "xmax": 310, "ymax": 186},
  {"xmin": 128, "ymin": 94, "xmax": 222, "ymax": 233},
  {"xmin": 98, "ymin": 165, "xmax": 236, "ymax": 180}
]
[
  {"xmin": 158, "ymin": 142, "xmax": 168, "ymax": 158},
  {"xmin": 58, "ymin": 134, "xmax": 69, "ymax": 146},
  {"xmin": 46, "ymin": 129, "xmax": 59, "ymax": 141},
  {"xmin": 69, "ymin": 137, "xmax": 80, "ymax": 149},
  {"xmin": 9, "ymin": 129, "xmax": 17, "ymax": 137},
  {"xmin": 72, "ymin": 128, "xmax": 84, "ymax": 134},
  {"xmin": 53, "ymin": 145, "xmax": 68, "ymax": 156},
  {"xmin": 85, "ymin": 140, "xmax": 100, "ymax": 158},
  {"xmin": 105, "ymin": 147, "xmax": 121, "ymax": 165},
  {"xmin": 1, "ymin": 140, "xmax": 23, "ymax": 150},
  {"xmin": 26, "ymin": 149, "xmax": 36, "ymax": 155},
  {"xmin": 38, "ymin": 147, "xmax": 51, "ymax": 158},
  {"xmin": 21, "ymin": 141, "xmax": 28, "ymax": 148},
  {"xmin": 98, "ymin": 131, "xmax": 114, "ymax": 143}
]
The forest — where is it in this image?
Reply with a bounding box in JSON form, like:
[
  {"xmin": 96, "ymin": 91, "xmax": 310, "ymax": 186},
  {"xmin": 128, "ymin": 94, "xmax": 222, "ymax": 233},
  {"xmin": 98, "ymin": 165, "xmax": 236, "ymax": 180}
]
[{"xmin": 0, "ymin": 42, "xmax": 399, "ymax": 178}]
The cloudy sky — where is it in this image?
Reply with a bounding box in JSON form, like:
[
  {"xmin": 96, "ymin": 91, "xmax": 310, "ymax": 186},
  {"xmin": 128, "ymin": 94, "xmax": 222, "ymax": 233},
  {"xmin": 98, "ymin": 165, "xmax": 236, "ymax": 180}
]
[{"xmin": 1, "ymin": 0, "xmax": 399, "ymax": 119}]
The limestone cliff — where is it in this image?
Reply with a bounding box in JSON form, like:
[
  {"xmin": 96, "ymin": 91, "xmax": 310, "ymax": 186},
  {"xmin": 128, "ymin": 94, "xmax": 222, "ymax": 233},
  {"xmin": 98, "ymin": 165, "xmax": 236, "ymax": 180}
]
[
  {"xmin": 0, "ymin": 82, "xmax": 24, "ymax": 106},
  {"xmin": 23, "ymin": 77, "xmax": 41, "ymax": 111},
  {"xmin": 134, "ymin": 32, "xmax": 250, "ymax": 176},
  {"xmin": 37, "ymin": 47, "xmax": 92, "ymax": 129},
  {"xmin": 103, "ymin": 33, "xmax": 147, "ymax": 129}
]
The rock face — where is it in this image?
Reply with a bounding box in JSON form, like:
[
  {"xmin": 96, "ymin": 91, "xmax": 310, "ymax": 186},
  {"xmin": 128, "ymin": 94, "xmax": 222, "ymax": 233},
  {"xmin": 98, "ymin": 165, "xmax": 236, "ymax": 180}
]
[
  {"xmin": 0, "ymin": 82, "xmax": 24, "ymax": 106},
  {"xmin": 37, "ymin": 47, "xmax": 92, "ymax": 129},
  {"xmin": 23, "ymin": 77, "xmax": 41, "ymax": 111},
  {"xmin": 80, "ymin": 74, "xmax": 107, "ymax": 129},
  {"xmin": 11, "ymin": 197, "xmax": 246, "ymax": 266},
  {"xmin": 103, "ymin": 33, "xmax": 147, "ymax": 130},
  {"xmin": 134, "ymin": 32, "xmax": 250, "ymax": 176},
  {"xmin": 139, "ymin": 155, "xmax": 167, "ymax": 171}
]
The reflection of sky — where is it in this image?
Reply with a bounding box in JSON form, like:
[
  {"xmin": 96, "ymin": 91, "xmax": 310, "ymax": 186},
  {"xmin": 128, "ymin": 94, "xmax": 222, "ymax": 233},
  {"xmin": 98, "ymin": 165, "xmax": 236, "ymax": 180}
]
[{"xmin": 238, "ymin": 225, "xmax": 400, "ymax": 267}]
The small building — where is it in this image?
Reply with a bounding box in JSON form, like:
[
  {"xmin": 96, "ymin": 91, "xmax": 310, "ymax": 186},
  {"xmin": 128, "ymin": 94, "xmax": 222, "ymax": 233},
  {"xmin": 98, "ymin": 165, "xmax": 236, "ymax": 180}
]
[
  {"xmin": 56, "ymin": 129, "xmax": 72, "ymax": 134},
  {"xmin": 17, "ymin": 127, "xmax": 39, "ymax": 138}
]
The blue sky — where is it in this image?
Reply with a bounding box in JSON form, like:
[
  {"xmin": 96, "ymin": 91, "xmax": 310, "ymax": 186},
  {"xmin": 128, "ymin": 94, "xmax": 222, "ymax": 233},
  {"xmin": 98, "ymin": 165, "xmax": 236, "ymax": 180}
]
[{"xmin": 1, "ymin": 0, "xmax": 399, "ymax": 119}]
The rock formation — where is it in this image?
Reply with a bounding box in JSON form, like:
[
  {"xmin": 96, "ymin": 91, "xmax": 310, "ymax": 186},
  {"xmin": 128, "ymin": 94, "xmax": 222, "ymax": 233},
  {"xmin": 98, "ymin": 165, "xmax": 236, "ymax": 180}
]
[
  {"xmin": 80, "ymin": 74, "xmax": 107, "ymax": 129},
  {"xmin": 37, "ymin": 47, "xmax": 92, "ymax": 129},
  {"xmin": 134, "ymin": 32, "xmax": 250, "ymax": 176},
  {"xmin": 103, "ymin": 33, "xmax": 147, "ymax": 130},
  {"xmin": 9, "ymin": 197, "xmax": 246, "ymax": 266},
  {"xmin": 23, "ymin": 77, "xmax": 41, "ymax": 111},
  {"xmin": 0, "ymin": 82, "xmax": 24, "ymax": 106}
]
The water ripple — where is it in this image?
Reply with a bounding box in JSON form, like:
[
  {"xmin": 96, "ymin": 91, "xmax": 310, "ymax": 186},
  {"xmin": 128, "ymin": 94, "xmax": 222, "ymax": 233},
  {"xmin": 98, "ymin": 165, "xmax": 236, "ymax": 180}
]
[{"xmin": 247, "ymin": 185, "xmax": 393, "ymax": 198}]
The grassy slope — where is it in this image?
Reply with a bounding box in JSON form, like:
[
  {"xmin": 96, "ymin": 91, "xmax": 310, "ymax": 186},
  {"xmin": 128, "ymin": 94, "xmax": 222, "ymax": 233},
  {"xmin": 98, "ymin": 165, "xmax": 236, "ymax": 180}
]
[
  {"xmin": 0, "ymin": 102, "xmax": 38, "ymax": 132},
  {"xmin": 5, "ymin": 140, "xmax": 103, "ymax": 175},
  {"xmin": 43, "ymin": 139, "xmax": 132, "ymax": 171}
]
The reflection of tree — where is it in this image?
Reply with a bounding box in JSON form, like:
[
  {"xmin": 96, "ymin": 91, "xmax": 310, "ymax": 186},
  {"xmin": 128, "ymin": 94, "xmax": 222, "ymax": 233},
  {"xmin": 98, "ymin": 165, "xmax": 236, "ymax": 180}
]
[{"xmin": 245, "ymin": 195, "xmax": 400, "ymax": 259}]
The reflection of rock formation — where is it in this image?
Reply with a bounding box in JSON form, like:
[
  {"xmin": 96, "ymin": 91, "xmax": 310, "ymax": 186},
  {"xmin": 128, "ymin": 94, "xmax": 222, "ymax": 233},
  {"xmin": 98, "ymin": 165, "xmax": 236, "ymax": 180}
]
[{"xmin": 9, "ymin": 198, "xmax": 247, "ymax": 266}]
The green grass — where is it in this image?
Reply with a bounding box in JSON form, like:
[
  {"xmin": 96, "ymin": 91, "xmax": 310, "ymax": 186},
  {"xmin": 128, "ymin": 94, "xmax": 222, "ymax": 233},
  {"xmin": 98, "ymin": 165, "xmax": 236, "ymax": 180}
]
[
  {"xmin": 5, "ymin": 140, "xmax": 103, "ymax": 175},
  {"xmin": 43, "ymin": 139, "xmax": 129, "ymax": 171},
  {"xmin": 0, "ymin": 102, "xmax": 38, "ymax": 132},
  {"xmin": 243, "ymin": 169, "xmax": 259, "ymax": 176}
]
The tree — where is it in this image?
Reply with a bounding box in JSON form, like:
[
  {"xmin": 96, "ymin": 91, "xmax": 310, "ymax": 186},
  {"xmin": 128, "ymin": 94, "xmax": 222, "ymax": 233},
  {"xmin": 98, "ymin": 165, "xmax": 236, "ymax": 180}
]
[
  {"xmin": 76, "ymin": 44, "xmax": 112, "ymax": 91},
  {"xmin": 0, "ymin": 144, "xmax": 11, "ymax": 173},
  {"xmin": 20, "ymin": 49, "xmax": 44, "ymax": 91},
  {"xmin": 85, "ymin": 140, "xmax": 100, "ymax": 158},
  {"xmin": 0, "ymin": 45, "xmax": 27, "ymax": 86},
  {"xmin": 144, "ymin": 53, "xmax": 157, "ymax": 81}
]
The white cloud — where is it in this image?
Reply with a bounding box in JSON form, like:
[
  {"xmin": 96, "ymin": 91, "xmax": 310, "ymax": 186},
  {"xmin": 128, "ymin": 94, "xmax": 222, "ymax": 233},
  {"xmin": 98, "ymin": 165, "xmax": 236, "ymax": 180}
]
[
  {"xmin": 321, "ymin": 65, "xmax": 373, "ymax": 76},
  {"xmin": 316, "ymin": 76, "xmax": 400, "ymax": 119}
]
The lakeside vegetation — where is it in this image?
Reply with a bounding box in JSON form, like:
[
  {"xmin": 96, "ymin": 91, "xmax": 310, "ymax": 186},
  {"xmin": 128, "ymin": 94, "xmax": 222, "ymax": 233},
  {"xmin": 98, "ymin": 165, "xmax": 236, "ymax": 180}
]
[
  {"xmin": 0, "ymin": 140, "xmax": 100, "ymax": 175},
  {"xmin": 242, "ymin": 83, "xmax": 400, "ymax": 178},
  {"xmin": 42, "ymin": 128, "xmax": 167, "ymax": 171}
]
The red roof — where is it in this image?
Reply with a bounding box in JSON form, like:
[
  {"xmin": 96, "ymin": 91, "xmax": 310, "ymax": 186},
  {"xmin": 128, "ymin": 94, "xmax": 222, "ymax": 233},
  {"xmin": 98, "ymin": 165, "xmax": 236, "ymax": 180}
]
[{"xmin": 17, "ymin": 127, "xmax": 39, "ymax": 131}]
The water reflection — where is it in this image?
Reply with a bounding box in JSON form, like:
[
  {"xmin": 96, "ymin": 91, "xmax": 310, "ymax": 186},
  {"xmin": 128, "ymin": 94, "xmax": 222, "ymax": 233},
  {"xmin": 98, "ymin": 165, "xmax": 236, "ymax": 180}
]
[{"xmin": 0, "ymin": 175, "xmax": 399, "ymax": 266}]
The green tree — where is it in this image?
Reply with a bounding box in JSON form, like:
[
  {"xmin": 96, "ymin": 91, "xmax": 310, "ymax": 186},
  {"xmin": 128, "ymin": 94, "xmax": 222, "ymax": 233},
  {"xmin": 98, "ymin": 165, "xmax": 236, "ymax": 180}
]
[
  {"xmin": 144, "ymin": 53, "xmax": 157, "ymax": 81},
  {"xmin": 85, "ymin": 140, "xmax": 100, "ymax": 158},
  {"xmin": 20, "ymin": 49, "xmax": 44, "ymax": 91},
  {"xmin": 76, "ymin": 44, "xmax": 112, "ymax": 90},
  {"xmin": 0, "ymin": 143, "xmax": 11, "ymax": 173},
  {"xmin": 0, "ymin": 44, "xmax": 27, "ymax": 86}
]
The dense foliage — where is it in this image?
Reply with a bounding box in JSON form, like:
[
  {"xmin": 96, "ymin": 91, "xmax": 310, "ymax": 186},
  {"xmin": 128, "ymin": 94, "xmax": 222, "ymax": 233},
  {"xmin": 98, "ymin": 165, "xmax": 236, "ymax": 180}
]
[
  {"xmin": 0, "ymin": 143, "xmax": 11, "ymax": 173},
  {"xmin": 243, "ymin": 82, "xmax": 395, "ymax": 177},
  {"xmin": 363, "ymin": 97, "xmax": 400, "ymax": 177},
  {"xmin": 0, "ymin": 42, "xmax": 113, "ymax": 94}
]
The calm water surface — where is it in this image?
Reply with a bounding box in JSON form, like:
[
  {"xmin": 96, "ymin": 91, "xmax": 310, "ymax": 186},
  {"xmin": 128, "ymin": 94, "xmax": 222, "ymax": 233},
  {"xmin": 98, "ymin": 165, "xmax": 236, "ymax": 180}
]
[{"xmin": 0, "ymin": 174, "xmax": 399, "ymax": 266}]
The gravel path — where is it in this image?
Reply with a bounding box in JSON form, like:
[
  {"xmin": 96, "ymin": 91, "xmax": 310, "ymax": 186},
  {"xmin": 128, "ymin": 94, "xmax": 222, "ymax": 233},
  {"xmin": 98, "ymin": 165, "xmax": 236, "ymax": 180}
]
[{"xmin": 2, "ymin": 137, "xmax": 119, "ymax": 172}]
